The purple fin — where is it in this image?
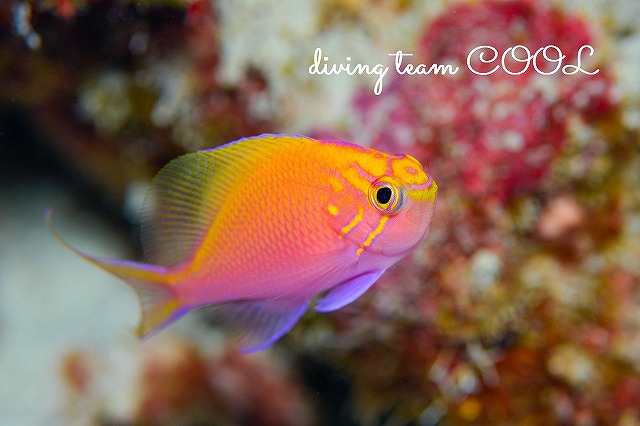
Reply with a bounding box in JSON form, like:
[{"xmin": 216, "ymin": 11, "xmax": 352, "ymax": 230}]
[
  {"xmin": 314, "ymin": 269, "xmax": 386, "ymax": 313},
  {"xmin": 208, "ymin": 298, "xmax": 310, "ymax": 353}
]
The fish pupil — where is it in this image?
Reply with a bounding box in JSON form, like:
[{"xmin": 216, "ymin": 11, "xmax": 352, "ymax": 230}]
[{"xmin": 376, "ymin": 187, "xmax": 392, "ymax": 204}]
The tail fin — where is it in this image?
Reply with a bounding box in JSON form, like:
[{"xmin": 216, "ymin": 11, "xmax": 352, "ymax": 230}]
[{"xmin": 45, "ymin": 209, "xmax": 189, "ymax": 337}]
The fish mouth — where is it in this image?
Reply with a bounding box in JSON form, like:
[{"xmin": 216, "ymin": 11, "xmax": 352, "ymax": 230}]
[{"xmin": 406, "ymin": 176, "xmax": 438, "ymax": 203}]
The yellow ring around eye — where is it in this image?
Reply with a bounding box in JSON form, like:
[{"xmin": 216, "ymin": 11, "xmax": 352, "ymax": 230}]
[{"xmin": 368, "ymin": 177, "xmax": 406, "ymax": 214}]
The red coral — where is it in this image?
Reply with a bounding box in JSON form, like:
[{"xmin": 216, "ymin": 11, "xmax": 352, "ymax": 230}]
[
  {"xmin": 207, "ymin": 351, "xmax": 312, "ymax": 426},
  {"xmin": 59, "ymin": 338, "xmax": 312, "ymax": 425},
  {"xmin": 313, "ymin": 2, "xmax": 629, "ymax": 423},
  {"xmin": 354, "ymin": 0, "xmax": 616, "ymax": 201},
  {"xmin": 60, "ymin": 350, "xmax": 97, "ymax": 396},
  {"xmin": 137, "ymin": 339, "xmax": 213, "ymax": 423},
  {"xmin": 136, "ymin": 339, "xmax": 312, "ymax": 425}
]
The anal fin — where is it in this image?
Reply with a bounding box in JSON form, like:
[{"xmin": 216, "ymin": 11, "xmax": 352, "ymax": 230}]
[
  {"xmin": 207, "ymin": 298, "xmax": 310, "ymax": 353},
  {"xmin": 314, "ymin": 269, "xmax": 386, "ymax": 313}
]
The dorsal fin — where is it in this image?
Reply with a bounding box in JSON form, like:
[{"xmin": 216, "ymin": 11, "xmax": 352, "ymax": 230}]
[{"xmin": 140, "ymin": 134, "xmax": 315, "ymax": 267}]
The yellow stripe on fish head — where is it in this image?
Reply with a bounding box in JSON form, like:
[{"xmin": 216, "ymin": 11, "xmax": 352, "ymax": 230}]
[
  {"xmin": 322, "ymin": 145, "xmax": 437, "ymax": 259},
  {"xmin": 391, "ymin": 154, "xmax": 438, "ymax": 204}
]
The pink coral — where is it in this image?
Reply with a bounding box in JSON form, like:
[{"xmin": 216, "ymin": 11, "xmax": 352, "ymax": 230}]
[
  {"xmin": 536, "ymin": 195, "xmax": 585, "ymax": 240},
  {"xmin": 311, "ymin": 1, "xmax": 631, "ymax": 423},
  {"xmin": 353, "ymin": 0, "xmax": 616, "ymax": 201}
]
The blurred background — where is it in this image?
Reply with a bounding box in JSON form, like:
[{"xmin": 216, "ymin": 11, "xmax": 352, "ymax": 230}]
[{"xmin": 1, "ymin": 0, "xmax": 640, "ymax": 424}]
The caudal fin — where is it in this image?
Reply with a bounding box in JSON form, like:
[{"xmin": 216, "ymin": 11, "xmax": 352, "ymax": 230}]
[{"xmin": 45, "ymin": 209, "xmax": 189, "ymax": 337}]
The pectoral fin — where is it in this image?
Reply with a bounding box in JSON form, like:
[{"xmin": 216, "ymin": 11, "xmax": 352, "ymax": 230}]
[{"xmin": 314, "ymin": 269, "xmax": 386, "ymax": 313}]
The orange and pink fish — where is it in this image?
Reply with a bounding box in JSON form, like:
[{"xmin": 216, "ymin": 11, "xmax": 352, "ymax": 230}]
[{"xmin": 47, "ymin": 134, "xmax": 437, "ymax": 352}]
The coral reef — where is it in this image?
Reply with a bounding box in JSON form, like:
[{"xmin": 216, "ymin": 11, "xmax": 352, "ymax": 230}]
[
  {"xmin": 301, "ymin": 1, "xmax": 640, "ymax": 424},
  {"xmin": 1, "ymin": 0, "xmax": 273, "ymax": 207},
  {"xmin": 59, "ymin": 338, "xmax": 312, "ymax": 425},
  {"xmin": 351, "ymin": 0, "xmax": 617, "ymax": 201}
]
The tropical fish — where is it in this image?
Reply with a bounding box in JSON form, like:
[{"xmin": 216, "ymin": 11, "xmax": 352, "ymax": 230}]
[{"xmin": 47, "ymin": 134, "xmax": 438, "ymax": 352}]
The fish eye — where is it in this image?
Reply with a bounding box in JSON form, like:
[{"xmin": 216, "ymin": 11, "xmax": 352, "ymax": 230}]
[
  {"xmin": 368, "ymin": 177, "xmax": 406, "ymax": 214},
  {"xmin": 376, "ymin": 186, "xmax": 392, "ymax": 204}
]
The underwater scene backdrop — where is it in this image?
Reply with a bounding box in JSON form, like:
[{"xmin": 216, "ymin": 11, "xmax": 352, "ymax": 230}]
[{"xmin": 1, "ymin": 0, "xmax": 640, "ymax": 424}]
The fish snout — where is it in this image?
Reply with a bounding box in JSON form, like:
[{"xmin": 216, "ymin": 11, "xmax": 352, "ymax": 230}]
[{"xmin": 421, "ymin": 176, "xmax": 438, "ymax": 204}]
